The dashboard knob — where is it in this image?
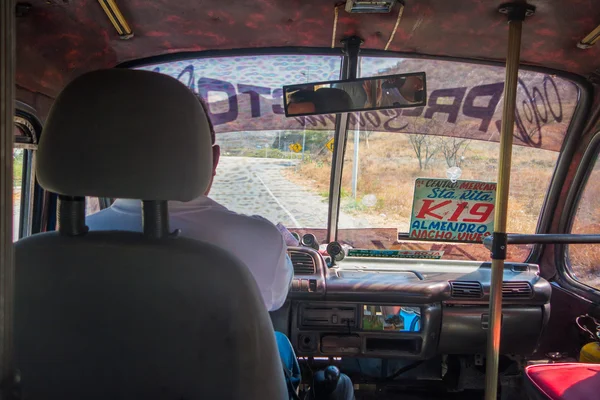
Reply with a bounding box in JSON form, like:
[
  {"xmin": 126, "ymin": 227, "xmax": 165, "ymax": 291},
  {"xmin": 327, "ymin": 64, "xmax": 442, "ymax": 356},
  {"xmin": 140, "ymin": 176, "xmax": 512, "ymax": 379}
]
[
  {"xmin": 301, "ymin": 233, "xmax": 320, "ymax": 250},
  {"xmin": 326, "ymin": 241, "xmax": 345, "ymax": 263}
]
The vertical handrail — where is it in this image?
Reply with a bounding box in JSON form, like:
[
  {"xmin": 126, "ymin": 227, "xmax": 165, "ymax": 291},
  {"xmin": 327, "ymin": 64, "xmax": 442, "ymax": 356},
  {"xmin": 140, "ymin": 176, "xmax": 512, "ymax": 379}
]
[
  {"xmin": 485, "ymin": 3, "xmax": 533, "ymax": 400},
  {"xmin": 0, "ymin": 0, "xmax": 16, "ymax": 394}
]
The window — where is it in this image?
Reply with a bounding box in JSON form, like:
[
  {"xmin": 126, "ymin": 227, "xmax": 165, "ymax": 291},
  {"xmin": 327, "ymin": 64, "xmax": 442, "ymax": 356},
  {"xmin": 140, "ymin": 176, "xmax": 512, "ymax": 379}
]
[
  {"xmin": 13, "ymin": 148, "xmax": 24, "ymax": 241},
  {"xmin": 13, "ymin": 116, "xmax": 39, "ymax": 239},
  {"xmin": 86, "ymin": 197, "xmax": 101, "ymax": 216},
  {"xmin": 139, "ymin": 54, "xmax": 580, "ymax": 261},
  {"xmin": 569, "ymin": 150, "xmax": 600, "ymax": 290},
  {"xmin": 332, "ymin": 57, "xmax": 577, "ymax": 261}
]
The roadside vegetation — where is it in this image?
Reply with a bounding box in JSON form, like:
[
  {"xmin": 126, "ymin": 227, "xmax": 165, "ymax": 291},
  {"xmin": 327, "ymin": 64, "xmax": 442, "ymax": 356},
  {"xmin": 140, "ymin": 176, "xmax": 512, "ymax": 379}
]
[
  {"xmin": 569, "ymin": 160, "xmax": 600, "ymax": 290},
  {"xmin": 283, "ymin": 130, "xmax": 599, "ymax": 289},
  {"xmin": 13, "ymin": 149, "xmax": 23, "ymax": 206},
  {"xmin": 13, "ymin": 149, "xmax": 23, "ymax": 187},
  {"xmin": 286, "ymin": 131, "xmax": 557, "ymax": 234}
]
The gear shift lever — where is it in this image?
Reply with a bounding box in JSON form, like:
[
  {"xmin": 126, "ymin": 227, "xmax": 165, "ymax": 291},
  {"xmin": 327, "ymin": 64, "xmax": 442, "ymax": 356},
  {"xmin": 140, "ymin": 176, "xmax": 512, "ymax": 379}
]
[{"xmin": 312, "ymin": 366, "xmax": 341, "ymax": 399}]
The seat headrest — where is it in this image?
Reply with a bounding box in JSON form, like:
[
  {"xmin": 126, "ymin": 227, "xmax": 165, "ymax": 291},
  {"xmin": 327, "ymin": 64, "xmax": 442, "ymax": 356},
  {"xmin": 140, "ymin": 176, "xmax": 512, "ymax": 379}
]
[{"xmin": 37, "ymin": 69, "xmax": 213, "ymax": 201}]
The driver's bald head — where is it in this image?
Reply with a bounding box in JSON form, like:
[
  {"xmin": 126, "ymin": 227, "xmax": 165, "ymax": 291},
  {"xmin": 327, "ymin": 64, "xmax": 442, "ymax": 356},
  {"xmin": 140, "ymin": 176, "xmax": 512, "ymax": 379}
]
[{"xmin": 193, "ymin": 93, "xmax": 220, "ymax": 195}]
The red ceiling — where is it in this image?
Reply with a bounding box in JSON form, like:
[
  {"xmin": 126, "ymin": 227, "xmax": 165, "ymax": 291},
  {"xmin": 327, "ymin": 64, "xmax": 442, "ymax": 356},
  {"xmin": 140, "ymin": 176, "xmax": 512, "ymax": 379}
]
[{"xmin": 15, "ymin": 0, "xmax": 600, "ymax": 100}]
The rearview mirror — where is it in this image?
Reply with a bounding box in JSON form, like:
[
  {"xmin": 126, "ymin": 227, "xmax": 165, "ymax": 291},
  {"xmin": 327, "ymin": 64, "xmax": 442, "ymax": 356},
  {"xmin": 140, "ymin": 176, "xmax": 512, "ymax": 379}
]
[{"xmin": 283, "ymin": 72, "xmax": 426, "ymax": 117}]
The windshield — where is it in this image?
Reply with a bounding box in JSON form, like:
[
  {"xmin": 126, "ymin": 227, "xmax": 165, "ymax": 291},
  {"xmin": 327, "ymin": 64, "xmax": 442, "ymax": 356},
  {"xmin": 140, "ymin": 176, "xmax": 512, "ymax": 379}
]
[{"xmin": 140, "ymin": 54, "xmax": 579, "ymax": 261}]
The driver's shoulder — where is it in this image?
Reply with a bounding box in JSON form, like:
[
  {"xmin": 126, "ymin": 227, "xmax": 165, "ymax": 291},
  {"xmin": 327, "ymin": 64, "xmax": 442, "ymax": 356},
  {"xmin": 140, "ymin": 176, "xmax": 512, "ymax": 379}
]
[{"xmin": 227, "ymin": 212, "xmax": 282, "ymax": 239}]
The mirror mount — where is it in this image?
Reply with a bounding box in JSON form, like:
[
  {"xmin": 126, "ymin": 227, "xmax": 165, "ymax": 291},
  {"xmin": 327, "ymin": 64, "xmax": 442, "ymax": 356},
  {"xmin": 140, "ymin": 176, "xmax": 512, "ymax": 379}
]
[{"xmin": 341, "ymin": 36, "xmax": 363, "ymax": 80}]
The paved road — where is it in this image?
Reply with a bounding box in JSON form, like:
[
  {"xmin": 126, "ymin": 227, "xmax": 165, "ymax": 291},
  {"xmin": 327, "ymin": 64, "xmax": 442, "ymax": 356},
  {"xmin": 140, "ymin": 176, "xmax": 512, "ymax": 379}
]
[{"xmin": 210, "ymin": 157, "xmax": 371, "ymax": 229}]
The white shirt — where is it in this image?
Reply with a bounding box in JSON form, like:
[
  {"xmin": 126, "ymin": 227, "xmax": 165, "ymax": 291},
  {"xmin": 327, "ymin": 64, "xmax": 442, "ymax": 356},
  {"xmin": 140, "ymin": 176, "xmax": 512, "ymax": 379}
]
[{"xmin": 86, "ymin": 197, "xmax": 293, "ymax": 311}]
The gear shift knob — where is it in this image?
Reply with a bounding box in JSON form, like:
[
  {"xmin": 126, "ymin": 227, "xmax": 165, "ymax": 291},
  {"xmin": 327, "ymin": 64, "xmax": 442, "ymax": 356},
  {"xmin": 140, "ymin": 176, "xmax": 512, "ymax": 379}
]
[
  {"xmin": 324, "ymin": 366, "xmax": 340, "ymax": 384},
  {"xmin": 312, "ymin": 366, "xmax": 341, "ymax": 399}
]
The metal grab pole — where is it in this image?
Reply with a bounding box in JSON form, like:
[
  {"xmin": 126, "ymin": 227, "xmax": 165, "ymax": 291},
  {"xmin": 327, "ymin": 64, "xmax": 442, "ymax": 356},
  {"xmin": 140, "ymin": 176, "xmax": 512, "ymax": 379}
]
[
  {"xmin": 485, "ymin": 4, "xmax": 534, "ymax": 400},
  {"xmin": 0, "ymin": 0, "xmax": 16, "ymax": 396}
]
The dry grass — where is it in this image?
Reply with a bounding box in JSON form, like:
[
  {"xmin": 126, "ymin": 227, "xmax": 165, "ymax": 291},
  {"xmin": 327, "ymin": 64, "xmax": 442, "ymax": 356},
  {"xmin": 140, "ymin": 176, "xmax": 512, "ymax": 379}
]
[
  {"xmin": 13, "ymin": 190, "xmax": 20, "ymax": 206},
  {"xmin": 290, "ymin": 132, "xmax": 600, "ymax": 288},
  {"xmin": 289, "ymin": 133, "xmax": 600, "ymax": 289},
  {"xmin": 288, "ymin": 132, "xmax": 557, "ymax": 233},
  {"xmin": 569, "ymin": 162, "xmax": 600, "ymax": 290}
]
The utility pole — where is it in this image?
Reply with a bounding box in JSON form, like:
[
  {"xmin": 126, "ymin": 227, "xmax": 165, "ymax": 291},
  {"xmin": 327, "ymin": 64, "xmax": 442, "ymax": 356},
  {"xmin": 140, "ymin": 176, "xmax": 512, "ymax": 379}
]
[
  {"xmin": 351, "ymin": 60, "xmax": 362, "ymax": 199},
  {"xmin": 301, "ymin": 68, "xmax": 309, "ymax": 163},
  {"xmin": 301, "ymin": 130, "xmax": 306, "ymax": 162},
  {"xmin": 351, "ymin": 124, "xmax": 360, "ymax": 198}
]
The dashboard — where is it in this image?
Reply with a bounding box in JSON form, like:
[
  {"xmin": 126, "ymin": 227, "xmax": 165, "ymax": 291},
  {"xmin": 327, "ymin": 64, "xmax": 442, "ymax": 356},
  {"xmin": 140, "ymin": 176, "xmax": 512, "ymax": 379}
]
[{"xmin": 286, "ymin": 246, "xmax": 551, "ymax": 359}]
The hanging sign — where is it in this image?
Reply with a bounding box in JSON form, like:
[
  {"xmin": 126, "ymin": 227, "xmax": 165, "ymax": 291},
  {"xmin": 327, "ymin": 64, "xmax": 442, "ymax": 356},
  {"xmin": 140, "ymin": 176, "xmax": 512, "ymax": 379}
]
[{"xmin": 409, "ymin": 178, "xmax": 497, "ymax": 243}]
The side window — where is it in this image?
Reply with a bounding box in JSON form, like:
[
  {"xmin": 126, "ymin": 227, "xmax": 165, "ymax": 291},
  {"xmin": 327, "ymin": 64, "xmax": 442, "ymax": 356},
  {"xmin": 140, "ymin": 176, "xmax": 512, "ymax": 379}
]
[
  {"xmin": 568, "ymin": 151, "xmax": 600, "ymax": 290},
  {"xmin": 13, "ymin": 148, "xmax": 24, "ymax": 241},
  {"xmin": 13, "ymin": 115, "xmax": 39, "ymax": 239},
  {"xmin": 86, "ymin": 197, "xmax": 101, "ymax": 216}
]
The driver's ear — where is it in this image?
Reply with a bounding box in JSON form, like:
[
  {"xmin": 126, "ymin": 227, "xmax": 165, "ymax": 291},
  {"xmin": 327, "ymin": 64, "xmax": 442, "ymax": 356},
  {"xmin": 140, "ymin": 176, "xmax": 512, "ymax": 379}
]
[{"xmin": 212, "ymin": 144, "xmax": 221, "ymax": 176}]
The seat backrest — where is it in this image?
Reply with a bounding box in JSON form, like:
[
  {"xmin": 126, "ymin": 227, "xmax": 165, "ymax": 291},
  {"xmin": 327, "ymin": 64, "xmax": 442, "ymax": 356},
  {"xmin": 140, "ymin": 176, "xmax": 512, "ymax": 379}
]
[{"xmin": 14, "ymin": 69, "xmax": 286, "ymax": 399}]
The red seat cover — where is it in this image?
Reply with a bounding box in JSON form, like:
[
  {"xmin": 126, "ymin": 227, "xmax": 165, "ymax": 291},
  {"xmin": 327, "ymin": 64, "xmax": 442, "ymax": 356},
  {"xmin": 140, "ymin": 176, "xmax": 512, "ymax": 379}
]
[{"xmin": 525, "ymin": 363, "xmax": 600, "ymax": 400}]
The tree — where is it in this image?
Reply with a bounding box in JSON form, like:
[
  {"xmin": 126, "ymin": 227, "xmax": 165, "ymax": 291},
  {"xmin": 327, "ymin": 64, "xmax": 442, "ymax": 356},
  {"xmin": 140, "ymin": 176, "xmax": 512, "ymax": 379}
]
[
  {"xmin": 409, "ymin": 134, "xmax": 440, "ymax": 170},
  {"xmin": 13, "ymin": 149, "xmax": 23, "ymax": 162},
  {"xmin": 361, "ymin": 129, "xmax": 373, "ymax": 149},
  {"xmin": 440, "ymin": 137, "xmax": 471, "ymax": 168}
]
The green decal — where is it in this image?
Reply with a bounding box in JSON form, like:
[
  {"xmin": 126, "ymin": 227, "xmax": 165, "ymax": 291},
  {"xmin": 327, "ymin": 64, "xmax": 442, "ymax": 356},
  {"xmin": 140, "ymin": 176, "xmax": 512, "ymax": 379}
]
[{"xmin": 347, "ymin": 249, "xmax": 444, "ymax": 259}]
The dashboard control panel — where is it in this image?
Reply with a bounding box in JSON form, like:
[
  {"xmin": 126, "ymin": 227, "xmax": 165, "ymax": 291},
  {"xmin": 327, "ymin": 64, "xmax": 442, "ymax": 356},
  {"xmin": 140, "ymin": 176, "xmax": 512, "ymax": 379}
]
[
  {"xmin": 292, "ymin": 301, "xmax": 441, "ymax": 359},
  {"xmin": 285, "ymin": 250, "xmax": 551, "ymax": 358},
  {"xmin": 287, "ymin": 247, "xmax": 326, "ymax": 297}
]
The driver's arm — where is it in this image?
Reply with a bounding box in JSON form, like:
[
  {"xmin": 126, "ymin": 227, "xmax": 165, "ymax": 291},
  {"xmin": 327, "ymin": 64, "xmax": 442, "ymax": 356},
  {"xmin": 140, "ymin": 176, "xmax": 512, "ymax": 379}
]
[{"xmin": 269, "ymin": 237, "xmax": 294, "ymax": 311}]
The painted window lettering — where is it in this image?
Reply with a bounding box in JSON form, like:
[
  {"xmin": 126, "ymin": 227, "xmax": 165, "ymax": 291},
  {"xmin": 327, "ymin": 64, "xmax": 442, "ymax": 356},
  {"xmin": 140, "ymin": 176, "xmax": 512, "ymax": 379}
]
[
  {"xmin": 144, "ymin": 57, "xmax": 573, "ymax": 153},
  {"xmin": 162, "ymin": 73, "xmax": 564, "ymax": 147}
]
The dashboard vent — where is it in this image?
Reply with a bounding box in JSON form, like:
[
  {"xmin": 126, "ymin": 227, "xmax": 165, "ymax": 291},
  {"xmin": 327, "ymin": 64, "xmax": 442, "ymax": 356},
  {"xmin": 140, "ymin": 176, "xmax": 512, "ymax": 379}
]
[
  {"xmin": 289, "ymin": 251, "xmax": 316, "ymax": 275},
  {"xmin": 502, "ymin": 281, "xmax": 533, "ymax": 299},
  {"xmin": 450, "ymin": 281, "xmax": 483, "ymax": 299}
]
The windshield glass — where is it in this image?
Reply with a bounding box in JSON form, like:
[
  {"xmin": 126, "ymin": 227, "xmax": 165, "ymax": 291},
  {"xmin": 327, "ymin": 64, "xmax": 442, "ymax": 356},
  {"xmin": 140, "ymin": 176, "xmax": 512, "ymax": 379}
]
[{"xmin": 140, "ymin": 54, "xmax": 579, "ymax": 261}]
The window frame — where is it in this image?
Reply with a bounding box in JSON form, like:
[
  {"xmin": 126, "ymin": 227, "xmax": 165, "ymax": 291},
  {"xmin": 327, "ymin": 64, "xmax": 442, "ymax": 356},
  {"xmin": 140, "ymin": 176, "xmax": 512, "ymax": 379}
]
[
  {"xmin": 556, "ymin": 130, "xmax": 600, "ymax": 300},
  {"xmin": 355, "ymin": 53, "xmax": 592, "ymax": 265},
  {"xmin": 13, "ymin": 109, "xmax": 40, "ymax": 240},
  {"xmin": 12, "ymin": 146, "xmax": 26, "ymax": 241}
]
